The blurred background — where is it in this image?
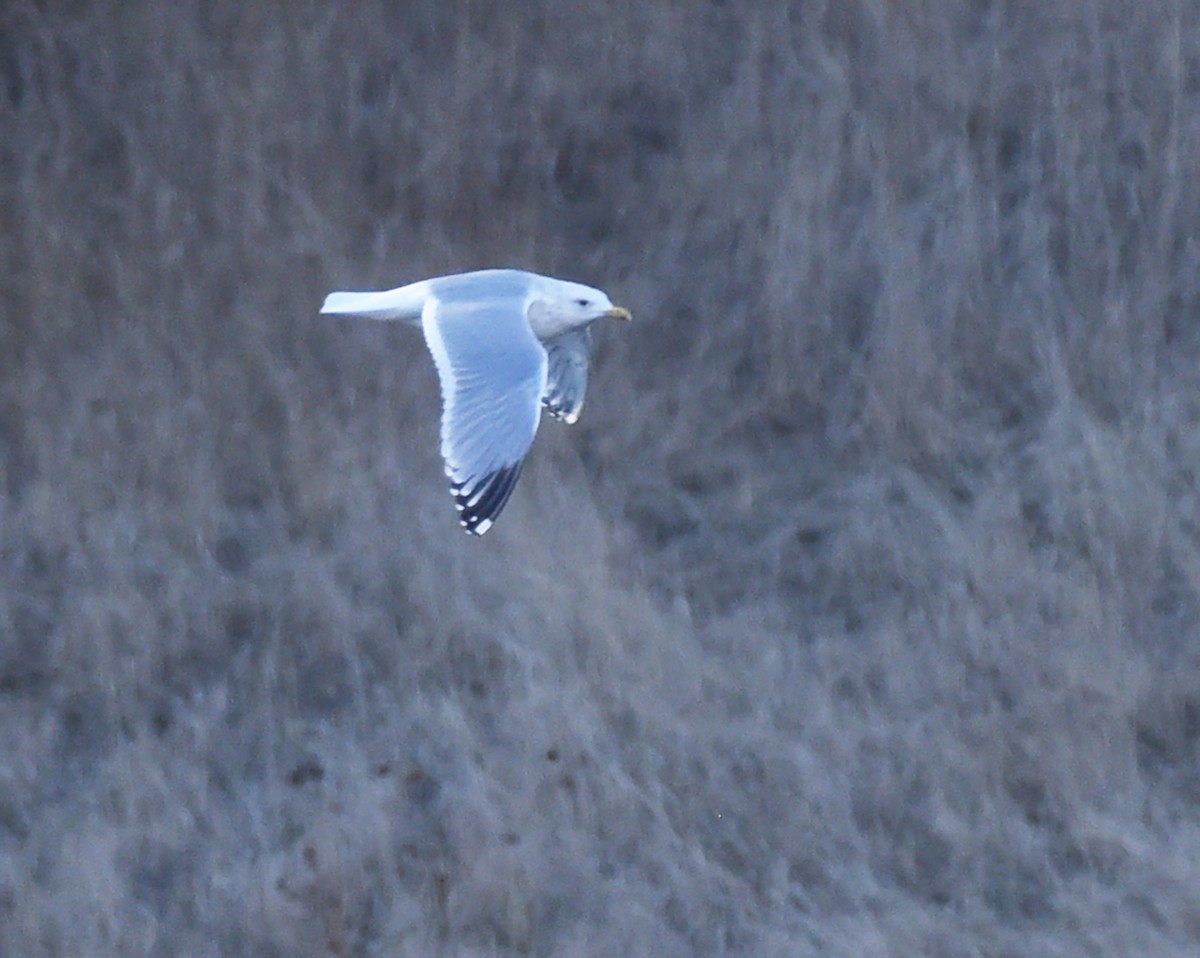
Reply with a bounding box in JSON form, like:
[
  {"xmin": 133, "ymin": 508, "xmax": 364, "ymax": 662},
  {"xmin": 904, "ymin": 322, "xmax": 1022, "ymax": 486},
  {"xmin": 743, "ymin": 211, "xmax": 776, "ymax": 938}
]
[{"xmin": 2, "ymin": 1, "xmax": 1199, "ymax": 955}]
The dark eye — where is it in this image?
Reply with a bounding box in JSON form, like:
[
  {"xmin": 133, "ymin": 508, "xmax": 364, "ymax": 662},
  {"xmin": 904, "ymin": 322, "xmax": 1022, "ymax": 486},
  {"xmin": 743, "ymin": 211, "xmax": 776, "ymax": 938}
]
[{"xmin": 574, "ymin": 298, "xmax": 591, "ymax": 307}]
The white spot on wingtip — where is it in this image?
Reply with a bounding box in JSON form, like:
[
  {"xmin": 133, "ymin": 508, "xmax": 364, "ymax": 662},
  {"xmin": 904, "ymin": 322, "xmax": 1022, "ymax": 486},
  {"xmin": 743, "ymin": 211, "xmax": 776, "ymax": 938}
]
[{"xmin": 459, "ymin": 517, "xmax": 491, "ymax": 535}]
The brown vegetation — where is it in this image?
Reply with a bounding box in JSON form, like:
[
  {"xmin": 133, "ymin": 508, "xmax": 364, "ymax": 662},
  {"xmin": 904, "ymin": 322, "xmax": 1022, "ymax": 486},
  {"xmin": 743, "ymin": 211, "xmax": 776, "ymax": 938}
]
[{"xmin": 2, "ymin": 1, "xmax": 1199, "ymax": 954}]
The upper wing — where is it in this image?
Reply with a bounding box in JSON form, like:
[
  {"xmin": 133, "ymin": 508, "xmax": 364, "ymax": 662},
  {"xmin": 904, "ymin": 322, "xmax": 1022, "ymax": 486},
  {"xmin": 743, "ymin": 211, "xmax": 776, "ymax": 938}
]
[
  {"xmin": 421, "ymin": 298, "xmax": 547, "ymax": 535},
  {"xmin": 541, "ymin": 328, "xmax": 592, "ymax": 424}
]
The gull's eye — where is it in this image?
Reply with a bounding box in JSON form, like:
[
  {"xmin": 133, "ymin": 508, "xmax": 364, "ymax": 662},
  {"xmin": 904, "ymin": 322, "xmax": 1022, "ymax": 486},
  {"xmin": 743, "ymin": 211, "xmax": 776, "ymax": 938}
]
[{"xmin": 574, "ymin": 298, "xmax": 591, "ymax": 307}]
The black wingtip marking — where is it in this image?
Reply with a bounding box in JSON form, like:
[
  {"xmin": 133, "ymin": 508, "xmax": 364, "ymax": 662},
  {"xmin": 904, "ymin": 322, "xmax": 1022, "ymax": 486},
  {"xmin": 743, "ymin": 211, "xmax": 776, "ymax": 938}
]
[{"xmin": 450, "ymin": 462, "xmax": 524, "ymax": 535}]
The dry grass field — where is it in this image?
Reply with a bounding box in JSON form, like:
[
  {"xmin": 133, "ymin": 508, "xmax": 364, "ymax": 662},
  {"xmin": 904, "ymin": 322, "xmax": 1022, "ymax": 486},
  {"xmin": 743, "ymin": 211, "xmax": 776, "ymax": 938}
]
[{"xmin": 2, "ymin": 1, "xmax": 1200, "ymax": 954}]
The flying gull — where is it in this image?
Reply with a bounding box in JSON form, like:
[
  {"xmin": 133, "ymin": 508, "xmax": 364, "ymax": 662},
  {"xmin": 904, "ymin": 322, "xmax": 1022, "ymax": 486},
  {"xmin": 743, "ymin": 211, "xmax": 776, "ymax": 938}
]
[{"xmin": 321, "ymin": 269, "xmax": 631, "ymax": 535}]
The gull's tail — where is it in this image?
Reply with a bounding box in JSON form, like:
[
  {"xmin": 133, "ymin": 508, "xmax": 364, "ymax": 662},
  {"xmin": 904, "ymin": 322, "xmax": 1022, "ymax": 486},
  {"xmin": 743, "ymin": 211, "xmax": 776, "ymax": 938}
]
[{"xmin": 319, "ymin": 280, "xmax": 430, "ymax": 323}]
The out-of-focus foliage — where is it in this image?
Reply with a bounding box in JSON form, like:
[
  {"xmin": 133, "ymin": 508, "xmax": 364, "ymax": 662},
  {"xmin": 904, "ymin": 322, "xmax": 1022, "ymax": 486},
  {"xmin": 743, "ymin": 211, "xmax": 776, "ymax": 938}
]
[{"xmin": 2, "ymin": 1, "xmax": 1199, "ymax": 954}]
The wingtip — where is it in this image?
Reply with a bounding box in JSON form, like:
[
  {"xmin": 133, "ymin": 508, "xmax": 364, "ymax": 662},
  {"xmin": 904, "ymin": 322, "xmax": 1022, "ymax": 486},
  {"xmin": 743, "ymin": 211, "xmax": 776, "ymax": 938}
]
[{"xmin": 449, "ymin": 462, "xmax": 524, "ymax": 536}]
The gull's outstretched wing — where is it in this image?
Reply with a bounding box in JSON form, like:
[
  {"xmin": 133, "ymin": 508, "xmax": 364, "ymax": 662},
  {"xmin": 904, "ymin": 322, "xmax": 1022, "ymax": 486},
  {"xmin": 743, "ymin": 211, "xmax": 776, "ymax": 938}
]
[
  {"xmin": 541, "ymin": 328, "xmax": 592, "ymax": 424},
  {"xmin": 421, "ymin": 297, "xmax": 547, "ymax": 535}
]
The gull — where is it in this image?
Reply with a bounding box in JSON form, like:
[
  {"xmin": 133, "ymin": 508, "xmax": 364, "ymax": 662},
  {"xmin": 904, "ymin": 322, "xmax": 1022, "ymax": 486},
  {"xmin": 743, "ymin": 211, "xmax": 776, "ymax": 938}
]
[{"xmin": 321, "ymin": 269, "xmax": 631, "ymax": 535}]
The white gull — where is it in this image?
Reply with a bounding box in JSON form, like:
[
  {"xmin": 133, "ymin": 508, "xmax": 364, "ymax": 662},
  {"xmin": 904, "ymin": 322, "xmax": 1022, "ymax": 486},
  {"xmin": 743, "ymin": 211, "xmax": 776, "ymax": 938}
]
[{"xmin": 321, "ymin": 269, "xmax": 631, "ymax": 534}]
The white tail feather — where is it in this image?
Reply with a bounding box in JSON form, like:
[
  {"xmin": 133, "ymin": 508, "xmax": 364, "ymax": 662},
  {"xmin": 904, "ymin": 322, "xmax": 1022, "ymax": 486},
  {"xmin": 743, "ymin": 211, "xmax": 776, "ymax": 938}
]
[{"xmin": 319, "ymin": 281, "xmax": 430, "ymax": 322}]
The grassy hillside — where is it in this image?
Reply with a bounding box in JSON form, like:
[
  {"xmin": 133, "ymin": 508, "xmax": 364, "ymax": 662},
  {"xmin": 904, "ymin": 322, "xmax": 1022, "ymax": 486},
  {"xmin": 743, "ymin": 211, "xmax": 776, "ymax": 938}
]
[{"xmin": 2, "ymin": 1, "xmax": 1199, "ymax": 954}]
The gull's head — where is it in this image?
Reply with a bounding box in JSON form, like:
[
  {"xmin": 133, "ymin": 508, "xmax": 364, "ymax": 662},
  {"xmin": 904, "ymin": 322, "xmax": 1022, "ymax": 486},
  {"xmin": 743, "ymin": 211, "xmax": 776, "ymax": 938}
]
[{"xmin": 529, "ymin": 278, "xmax": 631, "ymax": 338}]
